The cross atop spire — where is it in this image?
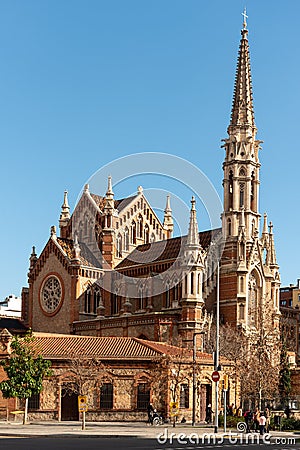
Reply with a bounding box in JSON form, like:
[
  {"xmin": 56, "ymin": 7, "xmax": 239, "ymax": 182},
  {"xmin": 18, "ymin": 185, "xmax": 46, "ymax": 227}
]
[
  {"xmin": 229, "ymin": 10, "xmax": 255, "ymax": 130},
  {"xmin": 242, "ymin": 7, "xmax": 248, "ymax": 30}
]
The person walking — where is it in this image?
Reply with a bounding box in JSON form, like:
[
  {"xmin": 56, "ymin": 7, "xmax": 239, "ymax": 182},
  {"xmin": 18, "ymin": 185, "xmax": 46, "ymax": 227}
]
[
  {"xmin": 265, "ymin": 408, "xmax": 271, "ymax": 433},
  {"xmin": 253, "ymin": 408, "xmax": 260, "ymax": 432},
  {"xmin": 205, "ymin": 404, "xmax": 213, "ymax": 424},
  {"xmin": 259, "ymin": 413, "xmax": 266, "ymax": 435},
  {"xmin": 244, "ymin": 409, "xmax": 253, "ymax": 433},
  {"xmin": 147, "ymin": 403, "xmax": 154, "ymax": 425}
]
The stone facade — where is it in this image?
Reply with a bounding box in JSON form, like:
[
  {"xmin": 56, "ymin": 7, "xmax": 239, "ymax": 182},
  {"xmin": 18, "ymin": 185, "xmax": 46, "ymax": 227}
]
[{"xmin": 0, "ymin": 330, "xmax": 236, "ymax": 423}]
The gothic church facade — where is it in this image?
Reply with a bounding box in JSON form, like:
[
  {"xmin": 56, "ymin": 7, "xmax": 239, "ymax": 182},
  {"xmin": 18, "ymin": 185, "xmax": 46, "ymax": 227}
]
[{"xmin": 22, "ymin": 19, "xmax": 281, "ymax": 349}]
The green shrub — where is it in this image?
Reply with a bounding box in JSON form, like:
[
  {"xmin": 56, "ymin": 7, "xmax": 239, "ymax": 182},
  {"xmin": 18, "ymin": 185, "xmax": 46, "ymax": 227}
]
[
  {"xmin": 218, "ymin": 415, "xmax": 244, "ymax": 428},
  {"xmin": 281, "ymin": 417, "xmax": 300, "ymax": 431}
]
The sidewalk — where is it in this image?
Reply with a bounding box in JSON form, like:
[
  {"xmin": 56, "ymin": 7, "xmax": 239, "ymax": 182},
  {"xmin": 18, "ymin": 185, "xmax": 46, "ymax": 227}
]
[{"xmin": 0, "ymin": 420, "xmax": 299, "ymax": 439}]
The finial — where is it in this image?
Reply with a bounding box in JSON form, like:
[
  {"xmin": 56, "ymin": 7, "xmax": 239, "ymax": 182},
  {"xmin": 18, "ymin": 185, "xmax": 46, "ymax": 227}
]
[
  {"xmin": 242, "ymin": 7, "xmax": 248, "ymax": 30},
  {"xmin": 106, "ymin": 175, "xmax": 114, "ymax": 196},
  {"xmin": 163, "ymin": 194, "xmax": 173, "ymax": 238},
  {"xmin": 191, "ymin": 196, "xmax": 196, "ymax": 211},
  {"xmin": 63, "ymin": 190, "xmax": 69, "ymax": 207},
  {"xmin": 50, "ymin": 225, "xmax": 57, "ymax": 237},
  {"xmin": 186, "ymin": 196, "xmax": 200, "ymax": 247},
  {"xmin": 269, "ymin": 221, "xmax": 273, "ymax": 234},
  {"xmin": 73, "ymin": 233, "xmax": 81, "ymax": 259},
  {"xmin": 59, "ymin": 190, "xmax": 70, "ymax": 231},
  {"xmin": 263, "ymin": 213, "xmax": 268, "ymax": 234},
  {"xmin": 165, "ymin": 194, "xmax": 172, "ymax": 213},
  {"xmin": 84, "ymin": 184, "xmax": 89, "ymax": 193},
  {"xmin": 29, "ymin": 246, "xmax": 38, "ymax": 269},
  {"xmin": 137, "ymin": 185, "xmax": 143, "ymax": 194}
]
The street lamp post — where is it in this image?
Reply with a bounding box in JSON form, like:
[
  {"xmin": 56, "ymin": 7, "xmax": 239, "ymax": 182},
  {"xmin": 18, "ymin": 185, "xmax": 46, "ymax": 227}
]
[
  {"xmin": 192, "ymin": 331, "xmax": 205, "ymax": 426},
  {"xmin": 214, "ymin": 260, "xmax": 220, "ymax": 434}
]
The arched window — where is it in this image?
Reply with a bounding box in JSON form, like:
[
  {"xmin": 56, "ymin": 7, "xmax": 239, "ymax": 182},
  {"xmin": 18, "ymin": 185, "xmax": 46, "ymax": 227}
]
[
  {"xmin": 138, "ymin": 285, "xmax": 146, "ymax": 310},
  {"xmin": 239, "ymin": 183, "xmax": 245, "ymax": 208},
  {"xmin": 165, "ymin": 282, "xmax": 171, "ymax": 308},
  {"xmin": 227, "ymin": 218, "xmax": 232, "ymax": 236},
  {"xmin": 239, "ymin": 168, "xmax": 246, "ymax": 177},
  {"xmin": 174, "ymin": 279, "xmax": 179, "ymax": 303},
  {"xmin": 100, "ymin": 383, "xmax": 113, "ymax": 409},
  {"xmin": 228, "ymin": 171, "xmax": 233, "ymax": 210},
  {"xmin": 131, "ymin": 221, "xmax": 136, "ymax": 244},
  {"xmin": 179, "ymin": 384, "xmax": 189, "ymax": 409},
  {"xmin": 150, "ymin": 233, "xmax": 156, "ymax": 243},
  {"xmin": 144, "ymin": 225, "xmax": 150, "ymax": 244},
  {"xmin": 251, "ymin": 171, "xmax": 255, "ymax": 211},
  {"xmin": 251, "ymin": 220, "xmax": 256, "ymax": 237},
  {"xmin": 248, "ymin": 272, "xmax": 260, "ymax": 326},
  {"xmin": 190, "ymin": 272, "xmax": 194, "ymax": 295},
  {"xmin": 94, "ymin": 288, "xmax": 102, "ymax": 311},
  {"xmin": 124, "ymin": 227, "xmax": 129, "ymax": 251},
  {"xmin": 116, "ymin": 233, "xmax": 122, "ymax": 258},
  {"xmin": 137, "ymin": 383, "xmax": 150, "ymax": 410},
  {"xmin": 240, "ymin": 304, "xmax": 245, "ymax": 320},
  {"xmin": 198, "ymin": 273, "xmax": 201, "ymax": 294},
  {"xmin": 84, "ymin": 217, "xmax": 89, "ymax": 237},
  {"xmin": 240, "ymin": 276, "xmax": 244, "ymax": 293},
  {"xmin": 111, "ymin": 293, "xmax": 118, "ymax": 315},
  {"xmin": 138, "ymin": 215, "xmax": 143, "ymax": 238},
  {"xmin": 84, "ymin": 288, "xmax": 91, "ymax": 313}
]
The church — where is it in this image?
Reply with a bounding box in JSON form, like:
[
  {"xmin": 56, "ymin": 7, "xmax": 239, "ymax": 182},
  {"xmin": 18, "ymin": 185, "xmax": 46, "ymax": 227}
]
[{"xmin": 22, "ymin": 16, "xmax": 281, "ymax": 351}]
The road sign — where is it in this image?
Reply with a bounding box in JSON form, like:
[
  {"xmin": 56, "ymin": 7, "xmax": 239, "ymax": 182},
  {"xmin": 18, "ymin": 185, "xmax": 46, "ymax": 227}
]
[
  {"xmin": 223, "ymin": 374, "xmax": 229, "ymax": 390},
  {"xmin": 212, "ymin": 371, "xmax": 220, "ymax": 382},
  {"xmin": 169, "ymin": 401, "xmax": 179, "ymax": 416},
  {"xmin": 78, "ymin": 395, "xmax": 88, "ymax": 412}
]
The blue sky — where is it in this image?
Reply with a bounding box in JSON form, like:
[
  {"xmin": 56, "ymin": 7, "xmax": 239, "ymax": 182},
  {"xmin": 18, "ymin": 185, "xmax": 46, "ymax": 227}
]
[{"xmin": 0, "ymin": 0, "xmax": 299, "ymax": 299}]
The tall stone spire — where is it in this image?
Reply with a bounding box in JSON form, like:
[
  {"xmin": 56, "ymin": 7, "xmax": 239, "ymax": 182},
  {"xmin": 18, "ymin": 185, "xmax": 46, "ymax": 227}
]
[
  {"xmin": 222, "ymin": 11, "xmax": 262, "ymax": 241},
  {"xmin": 187, "ymin": 196, "xmax": 200, "ymax": 248},
  {"xmin": 229, "ymin": 9, "xmax": 255, "ymax": 130},
  {"xmin": 163, "ymin": 194, "xmax": 173, "ymax": 238}
]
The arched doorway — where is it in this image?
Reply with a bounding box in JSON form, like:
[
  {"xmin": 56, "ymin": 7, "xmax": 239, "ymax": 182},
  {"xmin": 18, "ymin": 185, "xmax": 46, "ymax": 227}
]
[{"xmin": 61, "ymin": 384, "xmax": 79, "ymax": 421}]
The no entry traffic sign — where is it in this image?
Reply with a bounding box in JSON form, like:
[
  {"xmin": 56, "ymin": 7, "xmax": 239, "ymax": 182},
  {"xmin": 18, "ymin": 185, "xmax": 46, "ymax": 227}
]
[{"xmin": 212, "ymin": 371, "xmax": 220, "ymax": 382}]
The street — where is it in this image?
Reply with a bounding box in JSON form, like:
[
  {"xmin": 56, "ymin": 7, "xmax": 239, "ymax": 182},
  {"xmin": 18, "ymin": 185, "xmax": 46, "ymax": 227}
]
[{"xmin": 0, "ymin": 436, "xmax": 299, "ymax": 450}]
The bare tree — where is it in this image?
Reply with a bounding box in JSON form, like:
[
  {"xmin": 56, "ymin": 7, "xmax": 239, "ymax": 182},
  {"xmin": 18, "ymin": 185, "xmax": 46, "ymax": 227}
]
[{"xmin": 63, "ymin": 355, "xmax": 112, "ymax": 429}]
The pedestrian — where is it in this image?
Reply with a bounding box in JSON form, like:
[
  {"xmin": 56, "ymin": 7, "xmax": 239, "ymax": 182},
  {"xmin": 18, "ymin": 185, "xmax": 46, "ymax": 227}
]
[
  {"xmin": 265, "ymin": 408, "xmax": 270, "ymax": 433},
  {"xmin": 259, "ymin": 413, "xmax": 266, "ymax": 435},
  {"xmin": 206, "ymin": 404, "xmax": 213, "ymax": 424},
  {"xmin": 147, "ymin": 403, "xmax": 154, "ymax": 425},
  {"xmin": 237, "ymin": 405, "xmax": 243, "ymax": 417},
  {"xmin": 244, "ymin": 409, "xmax": 252, "ymax": 433},
  {"xmin": 253, "ymin": 408, "xmax": 260, "ymax": 432}
]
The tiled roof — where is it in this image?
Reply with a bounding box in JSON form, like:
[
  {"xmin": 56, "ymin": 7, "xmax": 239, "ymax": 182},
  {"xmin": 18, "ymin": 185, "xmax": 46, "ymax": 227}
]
[
  {"xmin": 138, "ymin": 340, "xmax": 214, "ymax": 362},
  {"xmin": 29, "ymin": 334, "xmax": 209, "ymax": 361},
  {"xmin": 90, "ymin": 193, "xmax": 106, "ymax": 209},
  {"xmin": 90, "ymin": 193, "xmax": 137, "ymax": 212},
  {"xmin": 114, "ymin": 195, "xmax": 138, "ymax": 211},
  {"xmin": 56, "ymin": 238, "xmax": 102, "ymax": 268},
  {"xmin": 116, "ymin": 228, "xmax": 222, "ymax": 269}
]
